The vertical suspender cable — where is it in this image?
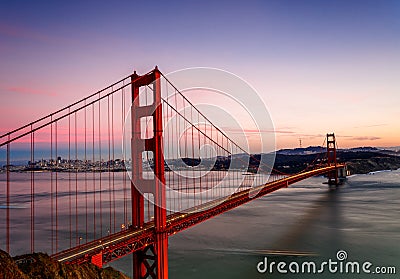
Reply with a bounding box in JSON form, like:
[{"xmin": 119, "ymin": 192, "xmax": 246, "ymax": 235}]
[
  {"xmin": 111, "ymin": 88, "xmax": 116, "ymax": 232},
  {"xmin": 108, "ymin": 93, "xmax": 111, "ymax": 234},
  {"xmin": 68, "ymin": 110, "xmax": 72, "ymax": 247},
  {"xmin": 30, "ymin": 125, "xmax": 35, "ymax": 252},
  {"xmin": 55, "ymin": 121, "xmax": 58, "ymax": 252},
  {"xmin": 92, "ymin": 103, "xmax": 96, "ymax": 239},
  {"xmin": 6, "ymin": 136, "xmax": 10, "ymax": 253},
  {"xmin": 98, "ymin": 93, "xmax": 102, "ymax": 237},
  {"xmin": 122, "ymin": 81, "xmax": 127, "ymax": 228},
  {"xmin": 84, "ymin": 101, "xmax": 88, "ymax": 242},
  {"xmin": 50, "ymin": 118, "xmax": 53, "ymax": 254},
  {"xmin": 75, "ymin": 112, "xmax": 78, "ymax": 245}
]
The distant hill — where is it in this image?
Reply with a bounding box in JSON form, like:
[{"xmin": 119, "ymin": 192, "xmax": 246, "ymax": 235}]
[
  {"xmin": 276, "ymin": 145, "xmax": 398, "ymax": 155},
  {"xmin": 178, "ymin": 148, "xmax": 400, "ymax": 175},
  {"xmin": 378, "ymin": 146, "xmax": 400, "ymax": 152},
  {"xmin": 276, "ymin": 146, "xmax": 324, "ymax": 155},
  {"xmin": 344, "ymin": 147, "xmax": 380, "ymax": 152}
]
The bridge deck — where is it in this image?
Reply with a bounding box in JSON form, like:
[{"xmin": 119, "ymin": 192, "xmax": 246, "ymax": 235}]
[{"xmin": 52, "ymin": 164, "xmax": 344, "ymax": 265}]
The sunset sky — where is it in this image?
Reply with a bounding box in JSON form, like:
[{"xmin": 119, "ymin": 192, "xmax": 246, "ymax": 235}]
[{"xmin": 1, "ymin": 0, "xmax": 399, "ymax": 150}]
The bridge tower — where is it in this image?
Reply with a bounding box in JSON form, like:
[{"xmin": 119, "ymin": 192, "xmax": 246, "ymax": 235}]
[
  {"xmin": 326, "ymin": 133, "xmax": 339, "ymax": 185},
  {"xmin": 131, "ymin": 67, "xmax": 168, "ymax": 279}
]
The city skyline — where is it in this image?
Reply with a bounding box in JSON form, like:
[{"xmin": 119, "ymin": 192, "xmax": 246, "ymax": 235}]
[{"xmin": 1, "ymin": 1, "xmax": 399, "ymax": 149}]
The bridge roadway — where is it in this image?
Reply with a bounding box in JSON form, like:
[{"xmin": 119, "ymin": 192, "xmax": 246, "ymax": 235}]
[{"xmin": 52, "ymin": 164, "xmax": 344, "ymax": 266}]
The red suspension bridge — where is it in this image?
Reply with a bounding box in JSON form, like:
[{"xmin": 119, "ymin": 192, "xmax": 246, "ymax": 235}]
[{"xmin": 0, "ymin": 67, "xmax": 346, "ymax": 279}]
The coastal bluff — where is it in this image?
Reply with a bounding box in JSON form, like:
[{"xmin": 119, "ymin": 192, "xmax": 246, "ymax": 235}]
[{"xmin": 0, "ymin": 249, "xmax": 129, "ymax": 279}]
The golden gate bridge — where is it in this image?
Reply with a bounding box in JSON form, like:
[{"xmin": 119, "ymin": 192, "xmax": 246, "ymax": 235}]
[{"xmin": 0, "ymin": 67, "xmax": 345, "ymax": 279}]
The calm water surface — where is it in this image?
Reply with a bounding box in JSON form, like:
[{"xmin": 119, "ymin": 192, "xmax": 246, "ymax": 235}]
[
  {"xmin": 1, "ymin": 170, "xmax": 399, "ymax": 278},
  {"xmin": 109, "ymin": 170, "xmax": 400, "ymax": 278}
]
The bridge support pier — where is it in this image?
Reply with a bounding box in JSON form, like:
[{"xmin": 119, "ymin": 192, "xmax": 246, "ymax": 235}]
[{"xmin": 131, "ymin": 67, "xmax": 168, "ymax": 279}]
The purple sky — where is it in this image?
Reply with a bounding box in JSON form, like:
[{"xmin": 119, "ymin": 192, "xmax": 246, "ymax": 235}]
[{"xmin": 1, "ymin": 0, "xmax": 399, "ymax": 149}]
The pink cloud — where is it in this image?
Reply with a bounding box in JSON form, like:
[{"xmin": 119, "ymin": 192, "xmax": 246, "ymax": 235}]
[
  {"xmin": 0, "ymin": 22, "xmax": 50, "ymax": 42},
  {"xmin": 352, "ymin": 136, "xmax": 381, "ymax": 141},
  {"xmin": 5, "ymin": 86, "xmax": 57, "ymax": 97},
  {"xmin": 353, "ymin": 124, "xmax": 387, "ymax": 129},
  {"xmin": 222, "ymin": 127, "xmax": 295, "ymax": 134},
  {"xmin": 0, "ymin": 21, "xmax": 74, "ymax": 45}
]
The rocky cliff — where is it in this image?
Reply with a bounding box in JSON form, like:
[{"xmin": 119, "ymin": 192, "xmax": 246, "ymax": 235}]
[{"xmin": 0, "ymin": 250, "xmax": 129, "ymax": 279}]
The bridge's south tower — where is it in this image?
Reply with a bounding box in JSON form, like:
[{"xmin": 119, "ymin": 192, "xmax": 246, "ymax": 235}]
[{"xmin": 131, "ymin": 67, "xmax": 168, "ymax": 279}]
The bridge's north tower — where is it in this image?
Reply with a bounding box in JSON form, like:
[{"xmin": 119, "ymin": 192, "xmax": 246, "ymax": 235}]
[{"xmin": 326, "ymin": 133, "xmax": 346, "ymax": 185}]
